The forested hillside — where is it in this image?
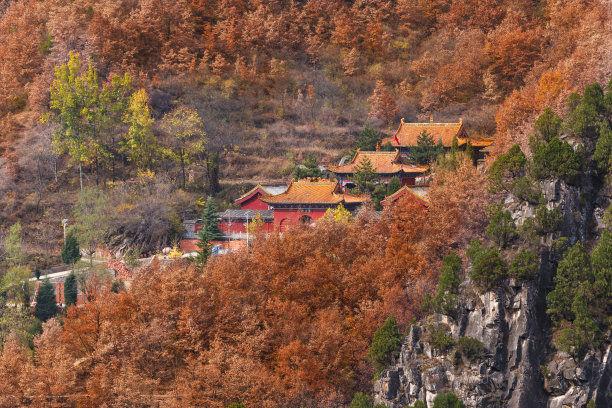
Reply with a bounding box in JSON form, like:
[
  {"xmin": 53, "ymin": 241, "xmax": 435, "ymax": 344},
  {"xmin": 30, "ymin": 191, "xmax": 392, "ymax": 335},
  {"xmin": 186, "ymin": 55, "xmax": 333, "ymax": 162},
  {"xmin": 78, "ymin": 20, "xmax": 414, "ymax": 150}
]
[
  {"xmin": 1, "ymin": 0, "xmax": 610, "ymax": 255},
  {"xmin": 1, "ymin": 0, "xmax": 612, "ymax": 407},
  {"xmin": 1, "ymin": 0, "xmax": 611, "ymax": 180}
]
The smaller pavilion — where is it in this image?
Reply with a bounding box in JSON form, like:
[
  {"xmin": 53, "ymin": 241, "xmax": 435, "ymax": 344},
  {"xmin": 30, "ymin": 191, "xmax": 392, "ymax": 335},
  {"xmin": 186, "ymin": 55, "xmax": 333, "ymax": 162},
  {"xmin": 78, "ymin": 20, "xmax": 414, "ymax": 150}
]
[
  {"xmin": 381, "ymin": 117, "xmax": 493, "ymax": 163},
  {"xmin": 327, "ymin": 149, "xmax": 429, "ymax": 188}
]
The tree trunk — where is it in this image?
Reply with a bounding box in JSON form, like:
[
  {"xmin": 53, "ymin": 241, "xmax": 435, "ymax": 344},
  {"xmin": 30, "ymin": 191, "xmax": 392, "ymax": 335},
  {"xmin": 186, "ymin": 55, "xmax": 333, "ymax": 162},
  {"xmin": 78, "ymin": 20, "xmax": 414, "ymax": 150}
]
[
  {"xmin": 79, "ymin": 162, "xmax": 83, "ymax": 192},
  {"xmin": 53, "ymin": 155, "xmax": 58, "ymax": 183},
  {"xmin": 122, "ymin": 153, "xmax": 126, "ymax": 181},
  {"xmin": 111, "ymin": 135, "xmax": 116, "ymax": 182},
  {"xmin": 36, "ymin": 154, "xmax": 43, "ymax": 212},
  {"xmin": 181, "ymin": 148, "xmax": 186, "ymax": 189},
  {"xmin": 95, "ymin": 155, "xmax": 99, "ymax": 186}
]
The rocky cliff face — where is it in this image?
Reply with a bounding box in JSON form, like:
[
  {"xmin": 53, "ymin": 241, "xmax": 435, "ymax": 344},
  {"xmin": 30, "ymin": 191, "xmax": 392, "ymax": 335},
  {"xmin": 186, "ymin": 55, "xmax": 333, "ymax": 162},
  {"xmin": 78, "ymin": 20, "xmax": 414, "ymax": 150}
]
[{"xmin": 374, "ymin": 178, "xmax": 612, "ymax": 408}]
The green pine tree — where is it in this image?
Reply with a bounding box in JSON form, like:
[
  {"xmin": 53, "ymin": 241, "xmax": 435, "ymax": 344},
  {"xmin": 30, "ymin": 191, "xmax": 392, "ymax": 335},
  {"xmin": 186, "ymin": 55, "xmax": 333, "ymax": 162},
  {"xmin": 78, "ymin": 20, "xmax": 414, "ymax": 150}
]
[
  {"xmin": 508, "ymin": 249, "xmax": 539, "ymax": 280},
  {"xmin": 464, "ymin": 140, "xmax": 474, "ymax": 164},
  {"xmin": 594, "ymin": 120, "xmax": 612, "ymax": 174},
  {"xmin": 567, "ymin": 92, "xmax": 581, "ymax": 112},
  {"xmin": 433, "ymin": 392, "xmax": 465, "ymax": 408},
  {"xmin": 534, "ymin": 107, "xmax": 563, "ymax": 143},
  {"xmin": 34, "ymin": 280, "xmax": 58, "ymax": 322},
  {"xmin": 547, "ymin": 242, "xmax": 592, "ymax": 323},
  {"xmin": 438, "ymin": 252, "xmax": 462, "ymax": 295},
  {"xmin": 485, "ymin": 204, "xmax": 517, "ymax": 248},
  {"xmin": 371, "ymin": 184, "xmax": 387, "ymax": 210},
  {"xmin": 64, "ymin": 271, "xmax": 78, "ymax": 307},
  {"xmin": 592, "ymin": 229, "xmax": 612, "ymax": 306},
  {"xmin": 450, "ymin": 136, "xmax": 459, "ymax": 156},
  {"xmin": 568, "ymin": 83, "xmax": 605, "ymax": 140},
  {"xmin": 368, "ymin": 316, "xmax": 402, "ymax": 378},
  {"xmin": 487, "ymin": 144, "xmax": 527, "ymax": 193},
  {"xmin": 410, "ymin": 130, "xmax": 444, "ymax": 165},
  {"xmin": 571, "ymin": 291, "xmax": 600, "ymax": 344},
  {"xmin": 294, "ymin": 152, "xmax": 323, "ymax": 180},
  {"xmin": 427, "ymin": 251, "xmax": 463, "ymax": 317},
  {"xmin": 531, "ymin": 137, "xmax": 585, "ymax": 182},
  {"xmin": 349, "ymin": 392, "xmax": 373, "ymax": 408},
  {"xmin": 354, "ymin": 156, "xmax": 377, "ymax": 193},
  {"xmin": 195, "ymin": 197, "xmax": 222, "ymax": 266},
  {"xmin": 386, "ymin": 176, "xmax": 401, "ymax": 196},
  {"xmin": 354, "ymin": 125, "xmax": 380, "ymax": 152},
  {"xmin": 61, "ymin": 230, "xmax": 81, "ymax": 268},
  {"xmin": 468, "ymin": 245, "xmax": 507, "ymax": 292}
]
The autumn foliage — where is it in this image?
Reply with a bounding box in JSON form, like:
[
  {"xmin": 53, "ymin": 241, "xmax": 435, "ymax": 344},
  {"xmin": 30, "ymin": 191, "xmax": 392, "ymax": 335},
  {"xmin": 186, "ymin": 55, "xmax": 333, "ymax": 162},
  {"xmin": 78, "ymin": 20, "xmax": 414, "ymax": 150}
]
[
  {"xmin": 0, "ymin": 0, "xmax": 610, "ymax": 155},
  {"xmin": 0, "ymin": 150, "xmax": 496, "ymax": 407},
  {"xmin": 0, "ymin": 0, "xmax": 610, "ymax": 404}
]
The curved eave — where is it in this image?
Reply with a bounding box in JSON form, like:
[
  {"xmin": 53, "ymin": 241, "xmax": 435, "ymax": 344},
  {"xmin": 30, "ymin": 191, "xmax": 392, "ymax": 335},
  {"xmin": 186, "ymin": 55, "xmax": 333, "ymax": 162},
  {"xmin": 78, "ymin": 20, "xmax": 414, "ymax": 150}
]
[{"xmin": 234, "ymin": 185, "xmax": 270, "ymax": 204}]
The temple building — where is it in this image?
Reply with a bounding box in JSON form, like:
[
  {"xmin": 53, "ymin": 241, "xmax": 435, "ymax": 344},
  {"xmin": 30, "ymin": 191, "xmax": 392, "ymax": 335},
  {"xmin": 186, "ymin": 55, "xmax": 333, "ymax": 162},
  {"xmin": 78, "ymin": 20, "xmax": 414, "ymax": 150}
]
[
  {"xmin": 208, "ymin": 184, "xmax": 288, "ymax": 238},
  {"xmin": 327, "ymin": 149, "xmax": 429, "ymax": 188},
  {"xmin": 261, "ymin": 179, "xmax": 367, "ymax": 231},
  {"xmin": 381, "ymin": 117, "xmax": 493, "ymax": 164}
]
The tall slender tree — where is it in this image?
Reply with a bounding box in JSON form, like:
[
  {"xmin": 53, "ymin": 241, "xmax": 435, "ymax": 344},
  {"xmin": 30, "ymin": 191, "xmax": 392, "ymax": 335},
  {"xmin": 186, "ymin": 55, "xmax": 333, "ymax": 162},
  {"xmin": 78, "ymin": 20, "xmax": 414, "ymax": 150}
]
[
  {"xmin": 34, "ymin": 280, "xmax": 58, "ymax": 321},
  {"xmin": 122, "ymin": 89, "xmax": 157, "ymax": 171},
  {"xmin": 43, "ymin": 52, "xmax": 100, "ymax": 191},
  {"xmin": 64, "ymin": 272, "xmax": 78, "ymax": 307},
  {"xmin": 195, "ymin": 197, "xmax": 222, "ymax": 266},
  {"xmin": 61, "ymin": 230, "xmax": 81, "ymax": 269},
  {"xmin": 98, "ymin": 73, "xmax": 133, "ymax": 181},
  {"xmin": 160, "ymin": 105, "xmax": 206, "ymax": 189},
  {"xmin": 206, "ymin": 152, "xmax": 220, "ymax": 193},
  {"xmin": 3, "ymin": 222, "xmax": 25, "ymax": 266}
]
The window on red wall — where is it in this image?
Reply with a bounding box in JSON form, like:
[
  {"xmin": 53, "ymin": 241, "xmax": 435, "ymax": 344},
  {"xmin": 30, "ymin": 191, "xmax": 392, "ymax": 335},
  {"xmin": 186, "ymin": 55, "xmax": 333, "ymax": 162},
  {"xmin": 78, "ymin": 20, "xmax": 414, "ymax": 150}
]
[{"xmin": 299, "ymin": 215, "xmax": 313, "ymax": 224}]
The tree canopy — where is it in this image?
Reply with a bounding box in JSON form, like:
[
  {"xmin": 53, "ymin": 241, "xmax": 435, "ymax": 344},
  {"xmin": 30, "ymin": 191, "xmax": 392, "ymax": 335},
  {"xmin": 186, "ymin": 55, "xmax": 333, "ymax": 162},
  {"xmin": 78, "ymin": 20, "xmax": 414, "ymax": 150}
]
[
  {"xmin": 409, "ymin": 131, "xmax": 445, "ymax": 165},
  {"xmin": 34, "ymin": 280, "xmax": 57, "ymax": 322},
  {"xmin": 195, "ymin": 197, "xmax": 222, "ymax": 266}
]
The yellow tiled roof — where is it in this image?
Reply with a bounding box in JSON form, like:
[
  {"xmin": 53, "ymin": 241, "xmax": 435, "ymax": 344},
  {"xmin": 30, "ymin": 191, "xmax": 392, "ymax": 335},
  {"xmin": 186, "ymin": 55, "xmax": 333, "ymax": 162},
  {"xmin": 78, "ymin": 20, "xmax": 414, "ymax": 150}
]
[
  {"xmin": 261, "ymin": 179, "xmax": 367, "ymax": 204},
  {"xmin": 327, "ymin": 149, "xmax": 428, "ymax": 174},
  {"xmin": 381, "ymin": 118, "xmax": 468, "ymax": 147},
  {"xmin": 381, "ymin": 118, "xmax": 494, "ymax": 149}
]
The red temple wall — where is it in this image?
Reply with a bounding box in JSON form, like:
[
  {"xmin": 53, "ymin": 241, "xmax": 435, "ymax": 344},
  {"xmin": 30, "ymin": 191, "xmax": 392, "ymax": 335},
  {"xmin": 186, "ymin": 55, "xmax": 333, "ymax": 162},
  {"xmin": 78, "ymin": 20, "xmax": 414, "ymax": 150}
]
[{"xmin": 272, "ymin": 208, "xmax": 328, "ymax": 231}]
